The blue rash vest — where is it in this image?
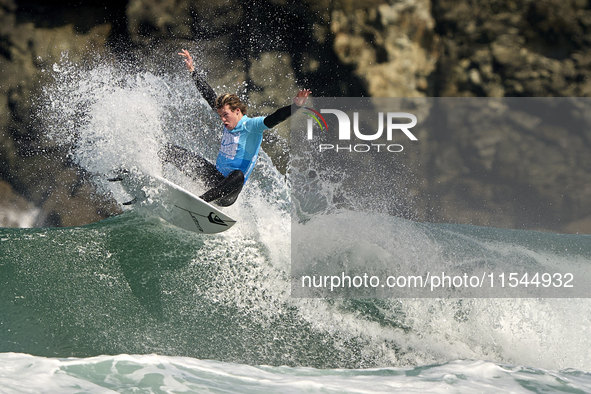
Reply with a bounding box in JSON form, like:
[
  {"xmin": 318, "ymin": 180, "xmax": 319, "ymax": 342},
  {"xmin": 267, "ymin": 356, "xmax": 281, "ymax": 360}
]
[{"xmin": 215, "ymin": 115, "xmax": 269, "ymax": 182}]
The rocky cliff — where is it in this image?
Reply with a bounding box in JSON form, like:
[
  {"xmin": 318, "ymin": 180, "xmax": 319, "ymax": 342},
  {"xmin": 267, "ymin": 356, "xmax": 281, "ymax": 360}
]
[{"xmin": 1, "ymin": 0, "xmax": 590, "ymax": 233}]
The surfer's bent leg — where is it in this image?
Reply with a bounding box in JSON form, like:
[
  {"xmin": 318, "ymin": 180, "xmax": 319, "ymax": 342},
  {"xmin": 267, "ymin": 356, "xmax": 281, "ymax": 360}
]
[
  {"xmin": 159, "ymin": 143, "xmax": 223, "ymax": 186},
  {"xmin": 200, "ymin": 170, "xmax": 244, "ymax": 207}
]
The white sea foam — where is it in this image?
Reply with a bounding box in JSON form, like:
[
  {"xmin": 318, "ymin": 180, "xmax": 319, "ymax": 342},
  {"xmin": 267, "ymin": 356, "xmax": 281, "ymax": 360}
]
[
  {"xmin": 0, "ymin": 205, "xmax": 40, "ymax": 228},
  {"xmin": 1, "ymin": 353, "xmax": 591, "ymax": 394}
]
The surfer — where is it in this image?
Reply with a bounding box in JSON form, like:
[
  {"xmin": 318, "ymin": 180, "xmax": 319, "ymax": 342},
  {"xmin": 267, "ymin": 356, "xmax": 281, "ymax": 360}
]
[{"xmin": 161, "ymin": 49, "xmax": 311, "ymax": 207}]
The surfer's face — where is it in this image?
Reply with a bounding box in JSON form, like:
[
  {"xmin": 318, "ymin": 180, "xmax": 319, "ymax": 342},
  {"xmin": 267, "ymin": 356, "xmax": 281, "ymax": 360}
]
[{"xmin": 217, "ymin": 105, "xmax": 243, "ymax": 130}]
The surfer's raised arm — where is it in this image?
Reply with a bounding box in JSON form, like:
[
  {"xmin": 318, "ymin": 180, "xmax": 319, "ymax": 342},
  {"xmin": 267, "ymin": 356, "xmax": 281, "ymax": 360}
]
[
  {"xmin": 178, "ymin": 49, "xmax": 217, "ymax": 110},
  {"xmin": 179, "ymin": 49, "xmax": 310, "ymax": 118}
]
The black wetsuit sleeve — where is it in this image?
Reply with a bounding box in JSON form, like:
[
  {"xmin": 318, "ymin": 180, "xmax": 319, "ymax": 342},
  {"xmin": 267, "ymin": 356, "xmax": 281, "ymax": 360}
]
[
  {"xmin": 264, "ymin": 104, "xmax": 300, "ymax": 128},
  {"xmin": 191, "ymin": 70, "xmax": 217, "ymax": 110}
]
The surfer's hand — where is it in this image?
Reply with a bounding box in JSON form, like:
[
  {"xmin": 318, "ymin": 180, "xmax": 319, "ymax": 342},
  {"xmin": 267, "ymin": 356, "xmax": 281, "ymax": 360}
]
[
  {"xmin": 178, "ymin": 49, "xmax": 195, "ymax": 72},
  {"xmin": 294, "ymin": 89, "xmax": 311, "ymax": 106}
]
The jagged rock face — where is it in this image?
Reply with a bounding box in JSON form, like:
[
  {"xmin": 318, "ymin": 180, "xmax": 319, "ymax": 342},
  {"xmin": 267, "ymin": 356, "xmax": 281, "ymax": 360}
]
[
  {"xmin": 430, "ymin": 0, "xmax": 591, "ymax": 98},
  {"xmin": 0, "ymin": 0, "xmax": 590, "ymax": 232},
  {"xmin": 329, "ymin": 0, "xmax": 439, "ymax": 97}
]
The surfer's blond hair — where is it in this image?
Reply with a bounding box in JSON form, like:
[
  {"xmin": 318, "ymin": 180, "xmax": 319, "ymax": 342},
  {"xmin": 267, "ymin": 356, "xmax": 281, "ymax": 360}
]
[{"xmin": 215, "ymin": 94, "xmax": 247, "ymax": 115}]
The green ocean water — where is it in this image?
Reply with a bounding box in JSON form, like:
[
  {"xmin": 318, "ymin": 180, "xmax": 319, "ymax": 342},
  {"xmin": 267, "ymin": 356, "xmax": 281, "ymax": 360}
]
[{"xmin": 0, "ymin": 211, "xmax": 328, "ymax": 366}]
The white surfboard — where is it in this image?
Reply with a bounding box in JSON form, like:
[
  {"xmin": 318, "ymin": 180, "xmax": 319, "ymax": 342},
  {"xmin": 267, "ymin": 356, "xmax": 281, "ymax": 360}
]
[{"xmin": 110, "ymin": 170, "xmax": 237, "ymax": 234}]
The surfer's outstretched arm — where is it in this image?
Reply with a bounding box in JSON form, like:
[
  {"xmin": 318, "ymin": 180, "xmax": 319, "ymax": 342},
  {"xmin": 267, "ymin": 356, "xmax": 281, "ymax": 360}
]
[
  {"xmin": 263, "ymin": 89, "xmax": 312, "ymax": 128},
  {"xmin": 179, "ymin": 49, "xmax": 217, "ymax": 110}
]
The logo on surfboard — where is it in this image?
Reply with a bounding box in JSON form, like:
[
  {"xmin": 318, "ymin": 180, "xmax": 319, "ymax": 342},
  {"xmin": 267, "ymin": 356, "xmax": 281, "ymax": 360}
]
[{"xmin": 208, "ymin": 212, "xmax": 228, "ymax": 226}]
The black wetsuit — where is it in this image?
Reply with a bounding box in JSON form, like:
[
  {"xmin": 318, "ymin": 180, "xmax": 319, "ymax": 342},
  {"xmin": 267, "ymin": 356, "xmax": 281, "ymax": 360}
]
[{"xmin": 161, "ymin": 70, "xmax": 297, "ymax": 207}]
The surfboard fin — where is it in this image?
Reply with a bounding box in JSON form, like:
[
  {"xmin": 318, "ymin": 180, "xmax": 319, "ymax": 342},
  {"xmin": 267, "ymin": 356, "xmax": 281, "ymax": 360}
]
[{"xmin": 122, "ymin": 197, "xmax": 137, "ymax": 206}]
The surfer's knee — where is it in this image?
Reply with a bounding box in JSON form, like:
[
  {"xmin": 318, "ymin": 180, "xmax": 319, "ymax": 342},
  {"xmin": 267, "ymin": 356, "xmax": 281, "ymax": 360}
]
[
  {"xmin": 226, "ymin": 170, "xmax": 244, "ymax": 184},
  {"xmin": 215, "ymin": 193, "xmax": 240, "ymax": 207},
  {"xmin": 200, "ymin": 170, "xmax": 244, "ymax": 205}
]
